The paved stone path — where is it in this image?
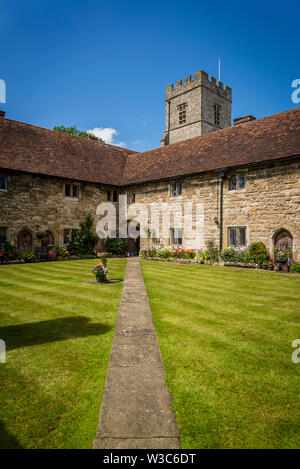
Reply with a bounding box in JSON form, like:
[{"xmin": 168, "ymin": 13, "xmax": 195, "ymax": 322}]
[{"xmin": 93, "ymin": 258, "xmax": 180, "ymax": 449}]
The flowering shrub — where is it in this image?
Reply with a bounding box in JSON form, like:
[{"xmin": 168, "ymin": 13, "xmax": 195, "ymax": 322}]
[
  {"xmin": 290, "ymin": 263, "xmax": 300, "ymax": 273},
  {"xmin": 143, "ymin": 248, "xmax": 158, "ymax": 258},
  {"xmin": 157, "ymin": 249, "xmax": 171, "ymax": 259},
  {"xmin": 92, "ymin": 263, "xmax": 108, "ymax": 283},
  {"xmin": 221, "ymin": 248, "xmax": 250, "ymax": 264},
  {"xmin": 58, "ymin": 247, "xmax": 70, "ymax": 258},
  {"xmin": 273, "ymin": 247, "xmax": 292, "ymax": 262},
  {"xmin": 184, "ymin": 249, "xmax": 196, "ymax": 259},
  {"xmin": 142, "ymin": 248, "xmax": 199, "ymax": 261},
  {"xmin": 221, "ymin": 247, "xmax": 236, "ymax": 262},
  {"xmin": 170, "ymin": 249, "xmax": 184, "ymax": 259},
  {"xmin": 49, "ymin": 252, "xmax": 56, "ymax": 260},
  {"xmin": 196, "ymin": 251, "xmax": 209, "ymax": 264},
  {"xmin": 248, "ymin": 242, "xmax": 270, "ymax": 265},
  {"xmin": 205, "ymin": 239, "xmax": 219, "ymax": 262}
]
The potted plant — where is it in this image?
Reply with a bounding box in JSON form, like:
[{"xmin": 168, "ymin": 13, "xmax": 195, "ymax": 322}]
[
  {"xmin": 268, "ymin": 261, "xmax": 274, "ymax": 271},
  {"xmin": 274, "ymin": 247, "xmax": 292, "ymax": 272},
  {"xmin": 91, "ymin": 263, "xmax": 108, "ymax": 283},
  {"xmin": 22, "ymin": 251, "xmax": 36, "ymax": 263},
  {"xmin": 36, "ymin": 231, "xmax": 45, "ymax": 240}
]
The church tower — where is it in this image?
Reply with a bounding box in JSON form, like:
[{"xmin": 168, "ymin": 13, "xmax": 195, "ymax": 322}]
[{"xmin": 161, "ymin": 70, "xmax": 232, "ymax": 146}]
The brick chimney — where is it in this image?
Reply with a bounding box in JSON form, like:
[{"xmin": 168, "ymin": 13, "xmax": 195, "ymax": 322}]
[
  {"xmin": 0, "ymin": 110, "xmax": 6, "ymax": 118},
  {"xmin": 233, "ymin": 115, "xmax": 256, "ymax": 126}
]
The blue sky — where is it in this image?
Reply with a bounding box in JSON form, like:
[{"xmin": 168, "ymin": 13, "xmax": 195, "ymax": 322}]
[{"xmin": 0, "ymin": 0, "xmax": 299, "ymax": 151}]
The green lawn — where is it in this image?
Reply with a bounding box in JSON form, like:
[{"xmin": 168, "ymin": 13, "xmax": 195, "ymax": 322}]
[
  {"xmin": 141, "ymin": 261, "xmax": 300, "ymax": 449},
  {"xmin": 0, "ymin": 258, "xmax": 127, "ymax": 449}
]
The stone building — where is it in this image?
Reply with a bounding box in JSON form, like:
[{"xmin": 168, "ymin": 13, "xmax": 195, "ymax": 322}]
[
  {"xmin": 160, "ymin": 70, "xmax": 232, "ymax": 146},
  {"xmin": 0, "ymin": 70, "xmax": 299, "ymax": 261}
]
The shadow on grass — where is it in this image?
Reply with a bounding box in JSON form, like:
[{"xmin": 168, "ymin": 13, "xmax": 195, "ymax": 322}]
[
  {"xmin": 0, "ymin": 420, "xmax": 23, "ymax": 449},
  {"xmin": 0, "ymin": 316, "xmax": 112, "ymax": 350}
]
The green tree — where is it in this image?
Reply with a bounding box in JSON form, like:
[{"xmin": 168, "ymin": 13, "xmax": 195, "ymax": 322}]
[
  {"xmin": 67, "ymin": 215, "xmax": 99, "ymax": 255},
  {"xmin": 53, "ymin": 125, "xmax": 104, "ymax": 143}
]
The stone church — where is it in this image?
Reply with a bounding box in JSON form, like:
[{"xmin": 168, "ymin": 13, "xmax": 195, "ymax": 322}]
[{"xmin": 0, "ymin": 69, "xmax": 299, "ymax": 261}]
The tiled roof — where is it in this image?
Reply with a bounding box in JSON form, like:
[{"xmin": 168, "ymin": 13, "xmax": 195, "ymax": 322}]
[
  {"xmin": 122, "ymin": 108, "xmax": 300, "ymax": 185},
  {"xmin": 0, "ymin": 108, "xmax": 299, "ymax": 187},
  {"xmin": 0, "ymin": 118, "xmax": 133, "ymax": 186}
]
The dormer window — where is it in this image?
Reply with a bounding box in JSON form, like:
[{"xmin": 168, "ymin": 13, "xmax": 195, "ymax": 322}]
[
  {"xmin": 229, "ymin": 174, "xmax": 246, "ymax": 191},
  {"xmin": 170, "ymin": 182, "xmax": 182, "ymax": 197},
  {"xmin": 65, "ymin": 183, "xmax": 80, "ymax": 198},
  {"xmin": 214, "ymin": 104, "xmax": 221, "ymax": 125},
  {"xmin": 129, "ymin": 192, "xmax": 136, "ymax": 204},
  {"xmin": 107, "ymin": 190, "xmax": 118, "ymax": 202},
  {"xmin": 0, "ymin": 175, "xmax": 7, "ymax": 190},
  {"xmin": 178, "ymin": 103, "xmax": 187, "ymax": 125}
]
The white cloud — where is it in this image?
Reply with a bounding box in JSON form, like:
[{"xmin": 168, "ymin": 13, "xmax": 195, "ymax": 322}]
[{"xmin": 87, "ymin": 127, "xmax": 126, "ymax": 147}]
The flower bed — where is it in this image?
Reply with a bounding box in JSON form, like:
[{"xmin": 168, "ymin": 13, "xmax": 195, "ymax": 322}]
[
  {"xmin": 140, "ymin": 241, "xmax": 295, "ymax": 272},
  {"xmin": 140, "ymin": 240, "xmax": 219, "ymax": 264}
]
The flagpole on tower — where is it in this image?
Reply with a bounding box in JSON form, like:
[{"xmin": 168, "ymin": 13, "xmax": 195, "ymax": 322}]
[{"xmin": 218, "ymin": 58, "xmax": 221, "ymax": 82}]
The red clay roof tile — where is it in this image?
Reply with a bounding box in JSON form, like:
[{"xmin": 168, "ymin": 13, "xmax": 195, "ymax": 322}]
[
  {"xmin": 0, "ymin": 108, "xmax": 299, "ymax": 187},
  {"xmin": 122, "ymin": 108, "xmax": 300, "ymax": 185}
]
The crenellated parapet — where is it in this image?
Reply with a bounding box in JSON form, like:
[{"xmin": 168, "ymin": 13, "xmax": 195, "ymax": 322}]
[{"xmin": 165, "ymin": 70, "xmax": 232, "ymax": 101}]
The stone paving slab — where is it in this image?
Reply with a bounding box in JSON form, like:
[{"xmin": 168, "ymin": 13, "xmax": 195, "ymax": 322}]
[
  {"xmin": 116, "ymin": 313, "xmax": 153, "ymax": 329},
  {"xmin": 93, "ymin": 258, "xmax": 180, "ymax": 449},
  {"xmin": 114, "ymin": 327, "xmax": 158, "ymax": 345},
  {"xmin": 96, "ymin": 367, "xmax": 180, "ymax": 439},
  {"xmin": 110, "ymin": 343, "xmax": 162, "ymax": 367},
  {"xmin": 94, "ymin": 438, "xmax": 181, "ymax": 449}
]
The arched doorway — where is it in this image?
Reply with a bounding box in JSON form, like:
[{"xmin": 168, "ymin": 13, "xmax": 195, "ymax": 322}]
[
  {"xmin": 126, "ymin": 221, "xmax": 140, "ymax": 256},
  {"xmin": 274, "ymin": 229, "xmax": 293, "ymax": 265},
  {"xmin": 17, "ymin": 229, "xmax": 33, "ymax": 252},
  {"xmin": 40, "ymin": 231, "xmax": 54, "ymax": 257}
]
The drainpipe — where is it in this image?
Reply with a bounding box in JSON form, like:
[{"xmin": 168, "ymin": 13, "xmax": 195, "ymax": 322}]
[{"xmin": 218, "ymin": 170, "xmax": 225, "ymax": 252}]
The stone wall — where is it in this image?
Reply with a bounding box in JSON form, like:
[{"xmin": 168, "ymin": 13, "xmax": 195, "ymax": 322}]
[
  {"xmin": 0, "ymin": 171, "xmax": 108, "ymax": 250},
  {"xmin": 127, "ymin": 159, "xmax": 300, "ymax": 261}
]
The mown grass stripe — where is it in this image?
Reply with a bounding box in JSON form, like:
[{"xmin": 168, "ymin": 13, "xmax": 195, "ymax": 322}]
[
  {"xmin": 0, "ymin": 258, "xmax": 127, "ymax": 449},
  {"xmin": 141, "ymin": 261, "xmax": 300, "ymax": 449}
]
